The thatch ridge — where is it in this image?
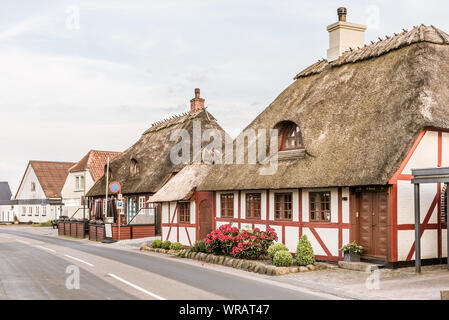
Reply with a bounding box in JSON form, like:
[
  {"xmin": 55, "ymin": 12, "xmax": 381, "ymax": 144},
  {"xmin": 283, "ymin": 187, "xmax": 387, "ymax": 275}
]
[{"xmin": 295, "ymin": 25, "xmax": 449, "ymax": 79}]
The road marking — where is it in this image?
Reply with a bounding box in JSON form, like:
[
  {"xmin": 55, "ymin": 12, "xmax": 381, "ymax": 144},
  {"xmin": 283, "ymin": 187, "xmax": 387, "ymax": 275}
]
[
  {"xmin": 107, "ymin": 273, "xmax": 166, "ymax": 300},
  {"xmin": 15, "ymin": 239, "xmax": 30, "ymax": 244},
  {"xmin": 0, "ymin": 235, "xmax": 11, "ymax": 239},
  {"xmin": 64, "ymin": 254, "xmax": 94, "ymax": 267},
  {"xmin": 35, "ymin": 245, "xmax": 56, "ymax": 253}
]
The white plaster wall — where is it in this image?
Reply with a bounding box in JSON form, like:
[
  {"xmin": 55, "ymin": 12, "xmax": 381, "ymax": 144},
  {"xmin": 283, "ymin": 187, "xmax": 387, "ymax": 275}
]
[
  {"xmin": 442, "ymin": 133, "xmax": 449, "ymax": 167},
  {"xmin": 285, "ymin": 226, "xmax": 299, "ymax": 252},
  {"xmin": 16, "ymin": 204, "xmax": 56, "ymax": 223},
  {"xmin": 397, "ymin": 181, "xmax": 439, "ymax": 225},
  {"xmin": 179, "ymin": 227, "xmax": 195, "ymax": 246},
  {"xmin": 255, "ymin": 224, "xmax": 266, "ymax": 231},
  {"xmin": 161, "ymin": 203, "xmax": 169, "ymax": 223},
  {"xmin": 16, "ymin": 166, "xmax": 46, "ymax": 200},
  {"xmin": 397, "ymin": 230, "xmax": 415, "ymax": 261},
  {"xmin": 190, "ymin": 200, "xmax": 196, "ymax": 224},
  {"xmin": 443, "ymin": 230, "xmax": 448, "ymax": 258},
  {"xmin": 169, "ymin": 201, "xmax": 177, "ymax": 223},
  {"xmin": 269, "ymin": 225, "xmax": 282, "ymax": 243},
  {"xmin": 316, "ymin": 228, "xmax": 339, "ymax": 256},
  {"xmin": 302, "ymin": 227, "xmax": 326, "ymax": 256},
  {"xmin": 403, "ymin": 130, "xmax": 438, "ymax": 174},
  {"xmin": 342, "ymin": 228, "xmax": 350, "ymax": 247}
]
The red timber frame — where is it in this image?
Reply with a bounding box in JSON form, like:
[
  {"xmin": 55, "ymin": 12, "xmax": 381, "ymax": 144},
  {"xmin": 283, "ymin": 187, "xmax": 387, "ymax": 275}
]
[
  {"xmin": 161, "ymin": 191, "xmax": 215, "ymax": 247},
  {"xmin": 215, "ymin": 189, "xmax": 350, "ymax": 262},
  {"xmin": 388, "ymin": 128, "xmax": 447, "ymax": 262}
]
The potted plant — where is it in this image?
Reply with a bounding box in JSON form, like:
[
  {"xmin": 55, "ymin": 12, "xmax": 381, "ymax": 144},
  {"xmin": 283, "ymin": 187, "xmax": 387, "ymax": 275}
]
[{"xmin": 340, "ymin": 241, "xmax": 363, "ymax": 262}]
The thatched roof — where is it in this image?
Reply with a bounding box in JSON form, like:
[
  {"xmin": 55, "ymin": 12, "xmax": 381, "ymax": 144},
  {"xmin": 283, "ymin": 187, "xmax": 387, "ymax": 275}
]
[
  {"xmin": 199, "ymin": 25, "xmax": 449, "ymax": 191},
  {"xmin": 148, "ymin": 164, "xmax": 212, "ymax": 202},
  {"xmin": 86, "ymin": 108, "xmax": 226, "ymax": 196}
]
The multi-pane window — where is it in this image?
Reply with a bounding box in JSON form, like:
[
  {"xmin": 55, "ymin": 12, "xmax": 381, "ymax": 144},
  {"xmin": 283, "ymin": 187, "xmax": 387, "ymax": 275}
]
[
  {"xmin": 274, "ymin": 193, "xmax": 292, "ymax": 220},
  {"xmin": 28, "ymin": 207, "xmax": 33, "ymax": 216},
  {"xmin": 42, "ymin": 207, "xmax": 47, "ymax": 216},
  {"xmin": 179, "ymin": 202, "xmax": 190, "ymax": 224},
  {"xmin": 139, "ymin": 197, "xmax": 146, "ymax": 210},
  {"xmin": 246, "ymin": 193, "xmax": 261, "ymax": 219},
  {"xmin": 280, "ymin": 123, "xmax": 303, "ymax": 151},
  {"xmin": 220, "ymin": 194, "xmax": 234, "ymax": 218},
  {"xmin": 22, "ymin": 207, "xmax": 26, "ymax": 216},
  {"xmin": 35, "ymin": 206, "xmax": 40, "ymax": 216},
  {"xmin": 309, "ymin": 192, "xmax": 331, "ymax": 222},
  {"xmin": 75, "ymin": 176, "xmax": 84, "ymax": 191}
]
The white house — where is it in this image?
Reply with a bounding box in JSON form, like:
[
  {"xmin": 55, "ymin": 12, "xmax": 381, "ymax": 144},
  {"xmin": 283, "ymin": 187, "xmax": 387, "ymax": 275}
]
[
  {"xmin": 61, "ymin": 150, "xmax": 120, "ymax": 219},
  {"xmin": 0, "ymin": 182, "xmax": 16, "ymax": 222},
  {"xmin": 14, "ymin": 160, "xmax": 75, "ymax": 223}
]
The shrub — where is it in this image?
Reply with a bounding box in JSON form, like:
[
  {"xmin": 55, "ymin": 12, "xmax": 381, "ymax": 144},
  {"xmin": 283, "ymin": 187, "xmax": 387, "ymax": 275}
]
[
  {"xmin": 296, "ymin": 235, "xmax": 315, "ymax": 266},
  {"xmin": 170, "ymin": 242, "xmax": 184, "ymax": 251},
  {"xmin": 151, "ymin": 239, "xmax": 162, "ymax": 248},
  {"xmin": 161, "ymin": 240, "xmax": 171, "ymax": 250},
  {"xmin": 273, "ymin": 250, "xmax": 293, "ymax": 267},
  {"xmin": 205, "ymin": 224, "xmax": 240, "ymax": 255},
  {"xmin": 178, "ymin": 250, "xmax": 187, "ymax": 258},
  {"xmin": 268, "ymin": 243, "xmax": 289, "ymax": 259},
  {"xmin": 190, "ymin": 240, "xmax": 208, "ymax": 253},
  {"xmin": 203, "ymin": 224, "xmax": 278, "ymax": 259}
]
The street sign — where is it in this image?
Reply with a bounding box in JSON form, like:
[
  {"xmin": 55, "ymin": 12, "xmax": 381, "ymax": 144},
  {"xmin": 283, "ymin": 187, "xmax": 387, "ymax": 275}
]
[
  {"xmin": 109, "ymin": 181, "xmax": 121, "ymax": 194},
  {"xmin": 117, "ymin": 193, "xmax": 123, "ymax": 201},
  {"xmin": 116, "ymin": 200, "xmax": 123, "ymax": 209}
]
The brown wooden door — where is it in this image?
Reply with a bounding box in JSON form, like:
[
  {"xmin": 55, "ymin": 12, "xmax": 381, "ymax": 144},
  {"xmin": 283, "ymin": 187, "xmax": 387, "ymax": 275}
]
[
  {"xmin": 198, "ymin": 200, "xmax": 213, "ymax": 240},
  {"xmin": 357, "ymin": 191, "xmax": 388, "ymax": 259}
]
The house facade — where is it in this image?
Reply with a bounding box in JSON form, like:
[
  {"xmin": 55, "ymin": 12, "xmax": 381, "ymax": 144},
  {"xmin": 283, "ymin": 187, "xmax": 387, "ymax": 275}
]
[
  {"xmin": 61, "ymin": 150, "xmax": 120, "ymax": 219},
  {"xmin": 158, "ymin": 10, "xmax": 449, "ymax": 266},
  {"xmin": 14, "ymin": 161, "xmax": 75, "ymax": 223},
  {"xmin": 0, "ymin": 182, "xmax": 16, "ymax": 222},
  {"xmin": 86, "ymin": 89, "xmax": 228, "ymax": 234}
]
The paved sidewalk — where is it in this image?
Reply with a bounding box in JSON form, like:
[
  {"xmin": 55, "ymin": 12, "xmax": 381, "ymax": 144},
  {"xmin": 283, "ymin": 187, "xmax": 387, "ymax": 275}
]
[{"xmin": 272, "ymin": 264, "xmax": 449, "ymax": 300}]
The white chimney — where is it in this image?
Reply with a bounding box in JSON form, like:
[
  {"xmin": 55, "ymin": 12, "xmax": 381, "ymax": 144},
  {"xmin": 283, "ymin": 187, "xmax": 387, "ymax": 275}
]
[{"xmin": 326, "ymin": 7, "xmax": 366, "ymax": 61}]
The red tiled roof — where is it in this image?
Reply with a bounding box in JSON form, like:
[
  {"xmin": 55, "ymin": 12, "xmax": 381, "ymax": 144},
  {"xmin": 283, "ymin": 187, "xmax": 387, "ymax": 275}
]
[
  {"xmin": 70, "ymin": 150, "xmax": 121, "ymax": 182},
  {"xmin": 30, "ymin": 161, "xmax": 76, "ymax": 199}
]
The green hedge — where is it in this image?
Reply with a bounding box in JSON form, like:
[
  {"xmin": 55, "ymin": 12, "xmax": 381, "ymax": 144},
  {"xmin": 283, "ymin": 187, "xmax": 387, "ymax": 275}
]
[
  {"xmin": 267, "ymin": 243, "xmax": 289, "ymax": 259},
  {"xmin": 151, "ymin": 239, "xmax": 162, "ymax": 248},
  {"xmin": 273, "ymin": 250, "xmax": 293, "ymax": 267},
  {"xmin": 161, "ymin": 240, "xmax": 172, "ymax": 250},
  {"xmin": 190, "ymin": 240, "xmax": 208, "ymax": 253},
  {"xmin": 170, "ymin": 242, "xmax": 183, "ymax": 251}
]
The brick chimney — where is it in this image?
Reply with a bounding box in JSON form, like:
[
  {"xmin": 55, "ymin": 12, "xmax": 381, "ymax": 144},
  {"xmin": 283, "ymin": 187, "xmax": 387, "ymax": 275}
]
[
  {"xmin": 326, "ymin": 7, "xmax": 366, "ymax": 61},
  {"xmin": 190, "ymin": 88, "xmax": 205, "ymax": 114}
]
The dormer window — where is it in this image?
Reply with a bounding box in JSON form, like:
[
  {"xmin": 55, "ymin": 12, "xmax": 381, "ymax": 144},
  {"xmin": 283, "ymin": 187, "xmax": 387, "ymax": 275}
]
[
  {"xmin": 130, "ymin": 159, "xmax": 140, "ymax": 177},
  {"xmin": 277, "ymin": 121, "xmax": 304, "ymax": 151}
]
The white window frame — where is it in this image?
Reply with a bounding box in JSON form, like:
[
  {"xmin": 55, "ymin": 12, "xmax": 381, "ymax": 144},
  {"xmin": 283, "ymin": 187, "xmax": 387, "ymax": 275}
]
[
  {"xmin": 42, "ymin": 206, "xmax": 47, "ymax": 216},
  {"xmin": 22, "ymin": 207, "xmax": 26, "ymax": 216},
  {"xmin": 35, "ymin": 206, "xmax": 40, "ymax": 216},
  {"xmin": 28, "ymin": 207, "xmax": 32, "ymax": 216},
  {"xmin": 31, "ymin": 182, "xmax": 36, "ymax": 192},
  {"xmin": 139, "ymin": 196, "xmax": 146, "ymax": 210},
  {"xmin": 75, "ymin": 175, "xmax": 84, "ymax": 192}
]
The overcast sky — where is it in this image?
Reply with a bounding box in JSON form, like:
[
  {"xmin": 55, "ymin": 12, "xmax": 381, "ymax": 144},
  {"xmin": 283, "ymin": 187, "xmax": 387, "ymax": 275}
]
[{"xmin": 1, "ymin": 0, "xmax": 449, "ymax": 194}]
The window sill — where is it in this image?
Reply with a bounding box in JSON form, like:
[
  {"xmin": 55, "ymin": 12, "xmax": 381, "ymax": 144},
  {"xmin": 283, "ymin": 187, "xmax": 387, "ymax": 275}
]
[{"xmin": 278, "ymin": 149, "xmax": 306, "ymax": 161}]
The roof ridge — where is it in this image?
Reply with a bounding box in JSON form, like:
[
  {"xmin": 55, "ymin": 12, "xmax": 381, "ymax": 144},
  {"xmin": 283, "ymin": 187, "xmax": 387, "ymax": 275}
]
[{"xmin": 294, "ymin": 24, "xmax": 449, "ymax": 80}]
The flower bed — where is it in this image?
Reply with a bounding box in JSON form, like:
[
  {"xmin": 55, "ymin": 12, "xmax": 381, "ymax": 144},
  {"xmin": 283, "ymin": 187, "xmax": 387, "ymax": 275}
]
[{"xmin": 139, "ymin": 225, "xmax": 326, "ymax": 276}]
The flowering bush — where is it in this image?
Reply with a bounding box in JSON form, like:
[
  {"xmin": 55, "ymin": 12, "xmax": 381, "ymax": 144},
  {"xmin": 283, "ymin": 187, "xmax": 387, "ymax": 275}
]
[
  {"xmin": 205, "ymin": 224, "xmax": 240, "ymax": 255},
  {"xmin": 204, "ymin": 224, "xmax": 278, "ymax": 260}
]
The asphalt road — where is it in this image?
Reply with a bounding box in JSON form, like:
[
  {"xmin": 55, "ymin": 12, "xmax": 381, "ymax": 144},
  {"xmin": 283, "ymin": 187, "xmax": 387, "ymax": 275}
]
[{"xmin": 0, "ymin": 227, "xmax": 334, "ymax": 300}]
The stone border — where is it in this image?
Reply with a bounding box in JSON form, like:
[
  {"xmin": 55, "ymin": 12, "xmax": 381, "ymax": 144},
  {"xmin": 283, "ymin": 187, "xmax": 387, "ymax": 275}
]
[{"xmin": 140, "ymin": 243, "xmax": 326, "ymax": 276}]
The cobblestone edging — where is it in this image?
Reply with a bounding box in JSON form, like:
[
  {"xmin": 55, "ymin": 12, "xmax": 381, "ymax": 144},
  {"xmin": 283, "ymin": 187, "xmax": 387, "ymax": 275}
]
[{"xmin": 139, "ymin": 243, "xmax": 326, "ymax": 276}]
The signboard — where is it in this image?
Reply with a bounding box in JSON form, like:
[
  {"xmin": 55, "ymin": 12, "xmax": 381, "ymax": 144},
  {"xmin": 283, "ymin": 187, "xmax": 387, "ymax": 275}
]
[
  {"xmin": 117, "ymin": 193, "xmax": 123, "ymax": 201},
  {"xmin": 109, "ymin": 181, "xmax": 121, "ymax": 194},
  {"xmin": 104, "ymin": 223, "xmax": 113, "ymax": 238},
  {"xmin": 116, "ymin": 200, "xmax": 123, "ymax": 210}
]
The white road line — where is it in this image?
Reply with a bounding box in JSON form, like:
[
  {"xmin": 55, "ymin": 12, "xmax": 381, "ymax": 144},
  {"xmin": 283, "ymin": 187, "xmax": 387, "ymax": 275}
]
[
  {"xmin": 15, "ymin": 239, "xmax": 30, "ymax": 244},
  {"xmin": 0, "ymin": 235, "xmax": 11, "ymax": 239},
  {"xmin": 107, "ymin": 273, "xmax": 166, "ymax": 300},
  {"xmin": 64, "ymin": 254, "xmax": 94, "ymax": 267},
  {"xmin": 35, "ymin": 245, "xmax": 56, "ymax": 253}
]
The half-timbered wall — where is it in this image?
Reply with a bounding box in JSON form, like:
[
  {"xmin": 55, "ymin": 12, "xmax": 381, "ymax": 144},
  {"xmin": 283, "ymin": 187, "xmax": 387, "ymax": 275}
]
[
  {"xmin": 161, "ymin": 200, "xmax": 196, "ymax": 247},
  {"xmin": 215, "ymin": 188, "xmax": 351, "ymax": 261},
  {"xmin": 390, "ymin": 128, "xmax": 448, "ymax": 262}
]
